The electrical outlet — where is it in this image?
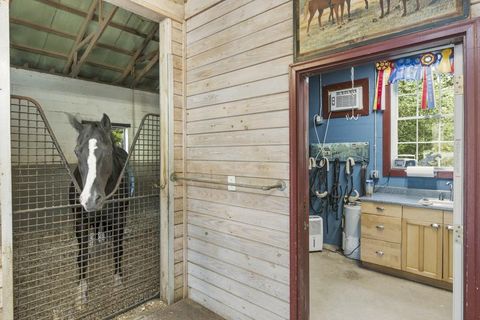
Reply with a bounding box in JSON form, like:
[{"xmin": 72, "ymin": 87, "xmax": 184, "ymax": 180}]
[
  {"xmin": 370, "ymin": 170, "xmax": 379, "ymax": 180},
  {"xmin": 314, "ymin": 114, "xmax": 323, "ymax": 126},
  {"xmin": 228, "ymin": 176, "xmax": 236, "ymax": 191}
]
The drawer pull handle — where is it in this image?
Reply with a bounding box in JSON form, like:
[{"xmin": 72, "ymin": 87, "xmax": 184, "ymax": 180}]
[
  {"xmin": 375, "ymin": 251, "xmax": 384, "ymax": 257},
  {"xmin": 376, "ymin": 207, "xmax": 385, "ymax": 211},
  {"xmin": 447, "ymin": 225, "xmax": 454, "ymax": 231},
  {"xmin": 376, "ymin": 225, "xmax": 385, "ymax": 230},
  {"xmin": 431, "ymin": 223, "xmax": 440, "ymax": 229}
]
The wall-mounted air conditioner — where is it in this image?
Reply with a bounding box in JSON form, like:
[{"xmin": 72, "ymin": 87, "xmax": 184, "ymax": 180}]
[{"xmin": 329, "ymin": 87, "xmax": 363, "ymax": 112}]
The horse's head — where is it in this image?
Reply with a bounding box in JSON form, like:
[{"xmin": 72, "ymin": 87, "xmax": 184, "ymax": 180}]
[{"xmin": 70, "ymin": 114, "xmax": 114, "ymax": 212}]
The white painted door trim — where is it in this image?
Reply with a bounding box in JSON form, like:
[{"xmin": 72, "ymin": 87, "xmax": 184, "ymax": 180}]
[
  {"xmin": 453, "ymin": 42, "xmax": 464, "ymax": 320},
  {"xmin": 0, "ymin": 1, "xmax": 13, "ymax": 319}
]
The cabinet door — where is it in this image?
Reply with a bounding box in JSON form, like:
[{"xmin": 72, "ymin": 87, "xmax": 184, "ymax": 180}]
[
  {"xmin": 402, "ymin": 218, "xmax": 443, "ymax": 279},
  {"xmin": 443, "ymin": 213, "xmax": 454, "ymax": 283}
]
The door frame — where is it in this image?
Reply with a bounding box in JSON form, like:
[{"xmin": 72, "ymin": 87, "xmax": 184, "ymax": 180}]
[
  {"xmin": 0, "ymin": 1, "xmax": 181, "ymax": 319},
  {"xmin": 289, "ymin": 18, "xmax": 480, "ymax": 320}
]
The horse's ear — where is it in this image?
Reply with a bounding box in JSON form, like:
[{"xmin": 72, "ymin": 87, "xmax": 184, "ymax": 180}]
[
  {"xmin": 68, "ymin": 114, "xmax": 83, "ymax": 132},
  {"xmin": 100, "ymin": 113, "xmax": 111, "ymax": 132}
]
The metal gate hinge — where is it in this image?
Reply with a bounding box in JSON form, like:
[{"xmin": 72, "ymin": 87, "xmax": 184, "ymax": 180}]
[
  {"xmin": 454, "ymin": 75, "xmax": 463, "ymax": 95},
  {"xmin": 454, "ymin": 224, "xmax": 463, "ymax": 244}
]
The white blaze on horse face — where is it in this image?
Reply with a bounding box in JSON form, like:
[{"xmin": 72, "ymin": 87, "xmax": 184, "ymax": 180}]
[{"xmin": 80, "ymin": 138, "xmax": 98, "ymax": 209}]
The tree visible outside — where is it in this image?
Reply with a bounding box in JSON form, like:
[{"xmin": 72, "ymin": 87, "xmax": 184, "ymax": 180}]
[
  {"xmin": 395, "ymin": 73, "xmax": 454, "ymax": 168},
  {"xmin": 112, "ymin": 128, "xmax": 127, "ymax": 150}
]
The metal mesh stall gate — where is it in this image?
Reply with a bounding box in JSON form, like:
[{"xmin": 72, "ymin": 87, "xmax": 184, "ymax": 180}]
[{"xmin": 10, "ymin": 96, "xmax": 161, "ymax": 319}]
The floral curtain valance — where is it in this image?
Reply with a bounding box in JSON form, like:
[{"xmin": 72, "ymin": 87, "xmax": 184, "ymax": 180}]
[{"xmin": 373, "ymin": 48, "xmax": 454, "ymax": 111}]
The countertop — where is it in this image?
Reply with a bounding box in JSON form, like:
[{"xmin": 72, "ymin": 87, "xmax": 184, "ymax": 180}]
[{"xmin": 359, "ymin": 187, "xmax": 453, "ymax": 212}]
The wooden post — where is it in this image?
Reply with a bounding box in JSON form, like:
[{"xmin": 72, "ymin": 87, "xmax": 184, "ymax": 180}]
[
  {"xmin": 0, "ymin": 1, "xmax": 13, "ymax": 319},
  {"xmin": 159, "ymin": 17, "xmax": 175, "ymax": 305}
]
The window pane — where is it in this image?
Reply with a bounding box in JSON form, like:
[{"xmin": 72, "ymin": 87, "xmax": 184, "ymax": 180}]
[
  {"xmin": 418, "ymin": 105, "xmax": 438, "ymax": 117},
  {"xmin": 398, "ymin": 143, "xmax": 416, "ymax": 158},
  {"xmin": 441, "ymin": 117, "xmax": 454, "ymax": 141},
  {"xmin": 418, "ymin": 118, "xmax": 439, "ymax": 142},
  {"xmin": 418, "ymin": 143, "xmax": 439, "ymax": 166},
  {"xmin": 398, "ymin": 120, "xmax": 416, "ymax": 142},
  {"xmin": 440, "ymin": 143, "xmax": 454, "ymax": 167},
  {"xmin": 440, "ymin": 91, "xmax": 455, "ymax": 115},
  {"xmin": 398, "ymin": 94, "xmax": 417, "ymax": 117},
  {"xmin": 398, "ymin": 80, "xmax": 418, "ymax": 94}
]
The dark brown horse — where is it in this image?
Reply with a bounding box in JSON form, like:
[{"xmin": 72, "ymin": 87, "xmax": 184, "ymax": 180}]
[
  {"xmin": 69, "ymin": 114, "xmax": 129, "ymax": 306},
  {"xmin": 379, "ymin": 0, "xmax": 419, "ymax": 18}
]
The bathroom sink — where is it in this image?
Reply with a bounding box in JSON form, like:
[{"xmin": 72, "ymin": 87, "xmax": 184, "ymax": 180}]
[{"xmin": 418, "ymin": 198, "xmax": 454, "ymax": 209}]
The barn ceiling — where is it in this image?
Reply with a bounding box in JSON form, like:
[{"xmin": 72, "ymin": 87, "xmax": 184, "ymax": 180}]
[{"xmin": 9, "ymin": 0, "xmax": 160, "ymax": 92}]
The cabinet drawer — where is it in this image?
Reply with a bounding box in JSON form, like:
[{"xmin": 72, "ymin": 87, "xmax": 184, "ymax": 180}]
[
  {"xmin": 361, "ymin": 238, "xmax": 401, "ymax": 269},
  {"xmin": 403, "ymin": 206, "xmax": 443, "ymax": 223},
  {"xmin": 362, "ymin": 214, "xmax": 401, "ymax": 243},
  {"xmin": 361, "ymin": 202, "xmax": 402, "ymax": 218}
]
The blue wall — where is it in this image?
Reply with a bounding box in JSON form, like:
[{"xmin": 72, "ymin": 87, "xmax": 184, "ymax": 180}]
[{"xmin": 308, "ymin": 63, "xmax": 452, "ymax": 246}]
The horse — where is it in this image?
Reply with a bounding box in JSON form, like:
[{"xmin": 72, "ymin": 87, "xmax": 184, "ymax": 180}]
[
  {"xmin": 68, "ymin": 114, "xmax": 129, "ymax": 306},
  {"xmin": 379, "ymin": 0, "xmax": 419, "ymax": 18},
  {"xmin": 304, "ymin": 0, "xmax": 343, "ymax": 34},
  {"xmin": 303, "ymin": 0, "xmax": 369, "ymax": 34}
]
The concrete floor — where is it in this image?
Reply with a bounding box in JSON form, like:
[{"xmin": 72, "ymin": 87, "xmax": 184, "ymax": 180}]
[
  {"xmin": 116, "ymin": 299, "xmax": 224, "ymax": 320},
  {"xmin": 310, "ymin": 251, "xmax": 452, "ymax": 320}
]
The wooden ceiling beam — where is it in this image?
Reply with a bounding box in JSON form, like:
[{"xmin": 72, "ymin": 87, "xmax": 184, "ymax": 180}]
[
  {"xmin": 33, "ymin": 0, "xmax": 159, "ymax": 42},
  {"xmin": 63, "ymin": 0, "xmax": 99, "ymax": 74},
  {"xmin": 70, "ymin": 6, "xmax": 118, "ymax": 77},
  {"xmin": 10, "ymin": 17, "xmax": 134, "ymax": 56},
  {"xmin": 131, "ymin": 50, "xmax": 159, "ymax": 87},
  {"xmin": 11, "ymin": 43, "xmax": 124, "ymax": 73},
  {"xmin": 115, "ymin": 24, "xmax": 158, "ymax": 84}
]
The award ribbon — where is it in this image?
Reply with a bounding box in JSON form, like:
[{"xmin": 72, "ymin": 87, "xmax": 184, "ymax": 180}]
[
  {"xmin": 373, "ymin": 61, "xmax": 393, "ymax": 111},
  {"xmin": 420, "ymin": 53, "xmax": 436, "ymax": 110}
]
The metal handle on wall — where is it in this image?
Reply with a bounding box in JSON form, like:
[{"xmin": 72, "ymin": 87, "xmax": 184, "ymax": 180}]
[{"xmin": 169, "ymin": 173, "xmax": 286, "ymax": 191}]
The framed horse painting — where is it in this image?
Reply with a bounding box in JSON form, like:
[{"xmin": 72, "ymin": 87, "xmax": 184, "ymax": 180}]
[{"xmin": 294, "ymin": 0, "xmax": 469, "ymax": 61}]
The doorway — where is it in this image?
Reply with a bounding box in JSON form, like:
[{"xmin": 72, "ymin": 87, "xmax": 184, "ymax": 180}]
[{"xmin": 289, "ymin": 20, "xmax": 480, "ymax": 320}]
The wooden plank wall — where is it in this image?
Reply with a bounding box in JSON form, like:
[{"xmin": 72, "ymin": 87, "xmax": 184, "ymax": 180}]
[
  {"xmin": 184, "ymin": 1, "xmax": 293, "ymax": 319},
  {"xmin": 172, "ymin": 19, "xmax": 186, "ymax": 302}
]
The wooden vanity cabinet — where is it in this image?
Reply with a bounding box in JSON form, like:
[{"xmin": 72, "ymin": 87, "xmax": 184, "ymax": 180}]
[
  {"xmin": 402, "ymin": 207, "xmax": 443, "ymax": 280},
  {"xmin": 361, "ymin": 201, "xmax": 454, "ymax": 288},
  {"xmin": 360, "ymin": 203, "xmax": 402, "ymax": 270}
]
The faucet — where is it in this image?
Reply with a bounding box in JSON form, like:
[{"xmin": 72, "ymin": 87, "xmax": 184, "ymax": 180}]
[{"xmin": 446, "ymin": 181, "xmax": 454, "ymax": 201}]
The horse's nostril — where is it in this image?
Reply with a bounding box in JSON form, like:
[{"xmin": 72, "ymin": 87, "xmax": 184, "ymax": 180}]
[{"xmin": 95, "ymin": 195, "xmax": 102, "ymax": 202}]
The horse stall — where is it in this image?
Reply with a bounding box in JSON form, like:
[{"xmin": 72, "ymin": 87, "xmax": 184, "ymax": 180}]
[{"xmin": 1, "ymin": 1, "xmax": 177, "ymax": 318}]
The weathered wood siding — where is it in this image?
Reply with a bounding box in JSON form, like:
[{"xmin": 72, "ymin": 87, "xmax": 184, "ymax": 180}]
[
  {"xmin": 185, "ymin": 1, "xmax": 292, "ymax": 319},
  {"xmin": 172, "ymin": 19, "xmax": 186, "ymax": 302}
]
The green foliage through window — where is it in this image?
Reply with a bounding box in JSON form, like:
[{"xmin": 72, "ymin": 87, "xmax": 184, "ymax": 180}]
[{"xmin": 394, "ymin": 73, "xmax": 454, "ymax": 168}]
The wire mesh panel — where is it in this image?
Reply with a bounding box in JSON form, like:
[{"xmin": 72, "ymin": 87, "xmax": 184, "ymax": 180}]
[{"xmin": 10, "ymin": 96, "xmax": 161, "ymax": 319}]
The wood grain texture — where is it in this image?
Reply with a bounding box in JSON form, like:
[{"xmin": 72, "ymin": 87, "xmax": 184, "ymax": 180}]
[
  {"xmin": 402, "ymin": 217, "xmax": 443, "ymax": 280},
  {"xmin": 361, "ymin": 213, "xmax": 402, "ymax": 243},
  {"xmin": 185, "ymin": 1, "xmax": 292, "ymax": 317}
]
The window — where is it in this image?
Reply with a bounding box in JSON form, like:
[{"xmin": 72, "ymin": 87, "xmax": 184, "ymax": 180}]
[
  {"xmin": 112, "ymin": 126, "xmax": 129, "ymax": 151},
  {"xmin": 390, "ymin": 73, "xmax": 454, "ymax": 169}
]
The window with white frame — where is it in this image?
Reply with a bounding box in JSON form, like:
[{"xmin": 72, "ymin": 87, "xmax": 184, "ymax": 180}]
[{"xmin": 390, "ymin": 73, "xmax": 454, "ymax": 169}]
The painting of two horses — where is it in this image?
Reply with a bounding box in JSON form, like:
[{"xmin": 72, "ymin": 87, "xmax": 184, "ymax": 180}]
[{"xmin": 296, "ymin": 0, "xmax": 467, "ymax": 60}]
